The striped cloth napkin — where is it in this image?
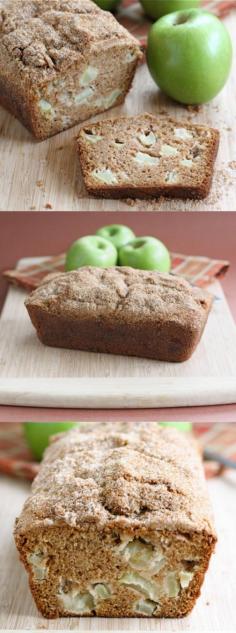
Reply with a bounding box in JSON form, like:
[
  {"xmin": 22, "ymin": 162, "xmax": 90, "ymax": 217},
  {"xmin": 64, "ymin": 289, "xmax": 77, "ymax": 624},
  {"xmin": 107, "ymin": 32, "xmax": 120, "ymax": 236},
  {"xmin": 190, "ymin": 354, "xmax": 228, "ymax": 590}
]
[
  {"xmin": 3, "ymin": 252, "xmax": 229, "ymax": 291},
  {"xmin": 118, "ymin": 1, "xmax": 236, "ymax": 46},
  {"xmin": 0, "ymin": 423, "xmax": 235, "ymax": 482}
]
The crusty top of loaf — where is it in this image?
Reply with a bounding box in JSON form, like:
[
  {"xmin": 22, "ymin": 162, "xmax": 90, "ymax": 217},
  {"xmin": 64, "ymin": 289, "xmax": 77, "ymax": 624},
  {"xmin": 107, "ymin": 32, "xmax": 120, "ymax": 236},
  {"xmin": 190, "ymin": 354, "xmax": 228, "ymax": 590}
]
[
  {"xmin": 25, "ymin": 266, "xmax": 212, "ymax": 330},
  {"xmin": 15, "ymin": 422, "xmax": 215, "ymax": 537},
  {"xmin": 0, "ymin": 0, "xmax": 140, "ymax": 80}
]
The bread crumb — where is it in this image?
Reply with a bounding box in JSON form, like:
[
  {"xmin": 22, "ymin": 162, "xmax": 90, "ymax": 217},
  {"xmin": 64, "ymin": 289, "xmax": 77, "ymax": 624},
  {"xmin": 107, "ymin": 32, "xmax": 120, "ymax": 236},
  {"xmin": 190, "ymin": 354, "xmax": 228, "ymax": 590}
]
[
  {"xmin": 123, "ymin": 164, "xmax": 235, "ymax": 211},
  {"xmin": 187, "ymin": 104, "xmax": 203, "ymax": 113},
  {"xmin": 159, "ymin": 109, "xmax": 169, "ymax": 116},
  {"xmin": 36, "ymin": 180, "xmax": 44, "ymax": 188},
  {"xmin": 45, "ymin": 203, "xmax": 53, "ymax": 209}
]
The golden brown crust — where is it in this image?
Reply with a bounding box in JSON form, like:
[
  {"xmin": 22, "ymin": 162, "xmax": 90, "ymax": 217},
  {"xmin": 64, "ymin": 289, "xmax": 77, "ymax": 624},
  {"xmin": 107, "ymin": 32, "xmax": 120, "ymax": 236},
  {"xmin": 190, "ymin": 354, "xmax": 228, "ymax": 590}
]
[
  {"xmin": 77, "ymin": 113, "xmax": 220, "ymax": 200},
  {"xmin": 25, "ymin": 266, "xmax": 213, "ymax": 362},
  {"xmin": 14, "ymin": 423, "xmax": 217, "ymax": 619},
  {"xmin": 15, "ymin": 423, "xmax": 216, "ymax": 534},
  {"xmin": 0, "ymin": 0, "xmax": 137, "ymax": 78}
]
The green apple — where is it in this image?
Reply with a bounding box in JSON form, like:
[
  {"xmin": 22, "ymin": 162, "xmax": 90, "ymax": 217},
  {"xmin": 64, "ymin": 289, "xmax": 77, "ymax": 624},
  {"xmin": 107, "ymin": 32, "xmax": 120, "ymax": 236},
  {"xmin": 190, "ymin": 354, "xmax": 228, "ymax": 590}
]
[
  {"xmin": 23, "ymin": 422, "xmax": 78, "ymax": 461},
  {"xmin": 65, "ymin": 235, "xmax": 118, "ymax": 271},
  {"xmin": 93, "ymin": 0, "xmax": 120, "ymax": 10},
  {"xmin": 140, "ymin": 0, "xmax": 200, "ymax": 20},
  {"xmin": 118, "ymin": 236, "xmax": 171, "ymax": 272},
  {"xmin": 96, "ymin": 224, "xmax": 136, "ymax": 250},
  {"xmin": 159, "ymin": 422, "xmax": 192, "ymax": 432},
  {"xmin": 147, "ymin": 9, "xmax": 233, "ymax": 104}
]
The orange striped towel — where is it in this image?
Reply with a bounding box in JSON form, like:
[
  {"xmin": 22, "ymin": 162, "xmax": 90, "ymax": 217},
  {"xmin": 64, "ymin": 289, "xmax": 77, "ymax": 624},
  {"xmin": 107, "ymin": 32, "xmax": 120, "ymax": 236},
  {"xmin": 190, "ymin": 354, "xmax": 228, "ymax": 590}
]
[
  {"xmin": 3, "ymin": 253, "xmax": 229, "ymax": 291},
  {"xmin": 0, "ymin": 423, "xmax": 235, "ymax": 482}
]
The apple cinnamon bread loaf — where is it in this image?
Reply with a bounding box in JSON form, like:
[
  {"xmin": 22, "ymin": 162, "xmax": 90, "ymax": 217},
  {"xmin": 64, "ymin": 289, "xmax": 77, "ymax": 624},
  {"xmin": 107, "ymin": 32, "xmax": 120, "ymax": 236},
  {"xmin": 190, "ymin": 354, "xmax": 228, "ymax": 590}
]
[
  {"xmin": 0, "ymin": 0, "xmax": 141, "ymax": 139},
  {"xmin": 25, "ymin": 266, "xmax": 213, "ymax": 362},
  {"xmin": 77, "ymin": 113, "xmax": 219, "ymax": 199},
  {"xmin": 14, "ymin": 422, "xmax": 217, "ymax": 619}
]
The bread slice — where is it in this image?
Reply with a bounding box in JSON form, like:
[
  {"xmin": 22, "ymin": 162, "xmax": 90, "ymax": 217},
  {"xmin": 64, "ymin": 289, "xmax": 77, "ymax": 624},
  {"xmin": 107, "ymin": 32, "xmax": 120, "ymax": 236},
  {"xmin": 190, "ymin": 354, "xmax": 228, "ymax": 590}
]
[{"xmin": 77, "ymin": 113, "xmax": 219, "ymax": 199}]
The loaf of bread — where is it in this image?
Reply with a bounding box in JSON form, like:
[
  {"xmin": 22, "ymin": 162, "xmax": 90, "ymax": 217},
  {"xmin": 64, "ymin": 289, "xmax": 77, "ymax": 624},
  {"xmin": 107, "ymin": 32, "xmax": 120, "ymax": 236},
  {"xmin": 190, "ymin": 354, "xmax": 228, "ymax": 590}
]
[
  {"xmin": 0, "ymin": 0, "xmax": 141, "ymax": 140},
  {"xmin": 77, "ymin": 113, "xmax": 219, "ymax": 199},
  {"xmin": 14, "ymin": 422, "xmax": 217, "ymax": 619},
  {"xmin": 25, "ymin": 266, "xmax": 212, "ymax": 363}
]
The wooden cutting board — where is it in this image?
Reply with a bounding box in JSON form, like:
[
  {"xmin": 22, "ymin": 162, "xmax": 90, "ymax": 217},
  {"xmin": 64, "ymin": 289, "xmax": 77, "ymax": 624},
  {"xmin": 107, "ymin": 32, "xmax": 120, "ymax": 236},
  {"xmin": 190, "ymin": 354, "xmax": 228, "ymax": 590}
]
[
  {"xmin": 1, "ymin": 471, "xmax": 236, "ymax": 631},
  {"xmin": 0, "ymin": 15, "xmax": 235, "ymax": 212},
  {"xmin": 0, "ymin": 257, "xmax": 236, "ymax": 408}
]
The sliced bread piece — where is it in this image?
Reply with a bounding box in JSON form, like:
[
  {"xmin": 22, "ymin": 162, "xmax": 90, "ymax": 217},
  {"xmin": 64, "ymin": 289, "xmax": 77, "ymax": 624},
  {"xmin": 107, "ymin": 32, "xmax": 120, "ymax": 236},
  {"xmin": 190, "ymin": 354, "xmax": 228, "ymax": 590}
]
[{"xmin": 77, "ymin": 113, "xmax": 219, "ymax": 200}]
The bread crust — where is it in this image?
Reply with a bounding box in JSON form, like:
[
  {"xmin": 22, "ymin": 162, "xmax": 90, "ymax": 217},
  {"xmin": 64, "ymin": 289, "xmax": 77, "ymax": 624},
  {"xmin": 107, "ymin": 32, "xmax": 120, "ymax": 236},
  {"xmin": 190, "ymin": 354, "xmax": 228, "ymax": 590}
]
[
  {"xmin": 25, "ymin": 266, "xmax": 213, "ymax": 363},
  {"xmin": 14, "ymin": 423, "xmax": 217, "ymax": 619}
]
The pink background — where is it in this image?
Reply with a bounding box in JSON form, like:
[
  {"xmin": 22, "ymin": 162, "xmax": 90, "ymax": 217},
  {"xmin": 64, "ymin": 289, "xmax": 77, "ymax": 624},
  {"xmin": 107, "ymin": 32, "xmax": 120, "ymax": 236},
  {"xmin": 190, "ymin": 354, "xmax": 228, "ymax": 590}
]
[
  {"xmin": 1, "ymin": 212, "xmax": 236, "ymax": 315},
  {"xmin": 0, "ymin": 211, "xmax": 236, "ymax": 422}
]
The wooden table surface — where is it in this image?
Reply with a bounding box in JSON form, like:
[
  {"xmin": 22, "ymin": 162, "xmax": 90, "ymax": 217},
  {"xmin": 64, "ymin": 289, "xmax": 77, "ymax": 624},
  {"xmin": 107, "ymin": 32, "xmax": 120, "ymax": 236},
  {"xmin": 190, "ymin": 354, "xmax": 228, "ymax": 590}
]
[
  {"xmin": 0, "ymin": 14, "xmax": 235, "ymax": 212},
  {"xmin": 0, "ymin": 468, "xmax": 236, "ymax": 631}
]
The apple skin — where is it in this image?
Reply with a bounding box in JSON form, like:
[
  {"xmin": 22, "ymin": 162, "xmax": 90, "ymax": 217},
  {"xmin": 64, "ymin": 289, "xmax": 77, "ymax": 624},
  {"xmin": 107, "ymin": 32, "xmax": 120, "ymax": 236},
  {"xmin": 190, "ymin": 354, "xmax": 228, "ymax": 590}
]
[
  {"xmin": 65, "ymin": 235, "xmax": 118, "ymax": 271},
  {"xmin": 93, "ymin": 0, "xmax": 120, "ymax": 10},
  {"xmin": 118, "ymin": 236, "xmax": 171, "ymax": 272},
  {"xmin": 23, "ymin": 422, "xmax": 78, "ymax": 461},
  {"xmin": 159, "ymin": 422, "xmax": 192, "ymax": 432},
  {"xmin": 96, "ymin": 224, "xmax": 136, "ymax": 250},
  {"xmin": 140, "ymin": 0, "xmax": 200, "ymax": 20},
  {"xmin": 147, "ymin": 9, "xmax": 233, "ymax": 104}
]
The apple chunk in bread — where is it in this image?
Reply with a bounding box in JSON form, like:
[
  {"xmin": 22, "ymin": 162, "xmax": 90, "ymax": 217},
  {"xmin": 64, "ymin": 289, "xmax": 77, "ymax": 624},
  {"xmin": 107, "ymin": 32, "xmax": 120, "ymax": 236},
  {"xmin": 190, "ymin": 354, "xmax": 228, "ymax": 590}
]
[{"xmin": 15, "ymin": 527, "xmax": 215, "ymax": 618}]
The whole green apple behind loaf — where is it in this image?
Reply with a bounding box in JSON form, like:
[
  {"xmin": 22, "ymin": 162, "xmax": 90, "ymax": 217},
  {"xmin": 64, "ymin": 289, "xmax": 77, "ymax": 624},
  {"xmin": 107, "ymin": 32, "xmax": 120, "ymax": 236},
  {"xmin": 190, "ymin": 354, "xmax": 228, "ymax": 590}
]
[
  {"xmin": 65, "ymin": 225, "xmax": 171, "ymax": 274},
  {"xmin": 147, "ymin": 9, "xmax": 233, "ymax": 104},
  {"xmin": 93, "ymin": 0, "xmax": 121, "ymax": 9},
  {"xmin": 65, "ymin": 235, "xmax": 118, "ymax": 271},
  {"xmin": 118, "ymin": 237, "xmax": 171, "ymax": 272},
  {"xmin": 96, "ymin": 224, "xmax": 136, "ymax": 249},
  {"xmin": 140, "ymin": 0, "xmax": 200, "ymax": 20},
  {"xmin": 24, "ymin": 423, "xmax": 78, "ymax": 461}
]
